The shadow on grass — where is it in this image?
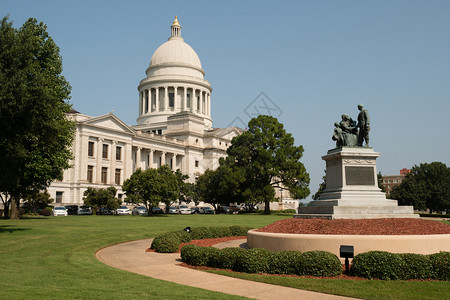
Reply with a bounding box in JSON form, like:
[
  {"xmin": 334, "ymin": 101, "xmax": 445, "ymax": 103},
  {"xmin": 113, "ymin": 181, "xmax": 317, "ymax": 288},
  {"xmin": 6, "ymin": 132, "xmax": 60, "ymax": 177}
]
[{"xmin": 0, "ymin": 225, "xmax": 31, "ymax": 233}]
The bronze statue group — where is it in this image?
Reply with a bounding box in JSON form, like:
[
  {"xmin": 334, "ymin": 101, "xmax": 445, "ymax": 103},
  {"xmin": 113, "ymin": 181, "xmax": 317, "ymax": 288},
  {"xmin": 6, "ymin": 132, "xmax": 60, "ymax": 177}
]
[{"xmin": 332, "ymin": 104, "xmax": 370, "ymax": 147}]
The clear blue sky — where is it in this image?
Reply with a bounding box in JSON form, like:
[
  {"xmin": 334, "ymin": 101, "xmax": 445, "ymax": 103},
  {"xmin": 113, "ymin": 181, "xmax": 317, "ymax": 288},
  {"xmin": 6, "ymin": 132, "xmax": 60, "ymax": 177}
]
[{"xmin": 3, "ymin": 0, "xmax": 450, "ymax": 200}]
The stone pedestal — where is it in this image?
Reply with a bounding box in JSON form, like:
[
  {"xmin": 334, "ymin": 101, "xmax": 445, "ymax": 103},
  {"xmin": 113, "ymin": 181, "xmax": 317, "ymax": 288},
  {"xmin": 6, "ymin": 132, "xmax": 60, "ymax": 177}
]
[{"xmin": 296, "ymin": 147, "xmax": 418, "ymax": 219}]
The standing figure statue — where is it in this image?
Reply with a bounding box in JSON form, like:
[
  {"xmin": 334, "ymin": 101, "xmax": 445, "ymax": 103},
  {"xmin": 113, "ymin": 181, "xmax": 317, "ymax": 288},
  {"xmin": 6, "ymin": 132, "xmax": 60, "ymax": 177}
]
[{"xmin": 357, "ymin": 104, "xmax": 370, "ymax": 147}]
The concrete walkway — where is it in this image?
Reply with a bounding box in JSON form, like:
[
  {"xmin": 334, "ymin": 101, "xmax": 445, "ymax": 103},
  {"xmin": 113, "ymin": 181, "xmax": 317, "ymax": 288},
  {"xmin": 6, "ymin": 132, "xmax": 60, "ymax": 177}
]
[{"xmin": 95, "ymin": 239, "xmax": 357, "ymax": 300}]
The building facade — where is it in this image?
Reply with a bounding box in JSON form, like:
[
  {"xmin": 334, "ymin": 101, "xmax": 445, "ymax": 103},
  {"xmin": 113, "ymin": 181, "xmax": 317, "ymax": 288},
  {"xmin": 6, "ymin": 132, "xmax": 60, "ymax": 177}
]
[
  {"xmin": 382, "ymin": 168, "xmax": 411, "ymax": 196},
  {"xmin": 48, "ymin": 17, "xmax": 242, "ymax": 205}
]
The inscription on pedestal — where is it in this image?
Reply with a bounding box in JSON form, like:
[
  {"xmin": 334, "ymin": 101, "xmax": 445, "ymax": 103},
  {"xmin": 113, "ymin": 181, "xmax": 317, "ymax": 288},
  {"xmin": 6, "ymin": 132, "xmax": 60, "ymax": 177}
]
[{"xmin": 345, "ymin": 166, "xmax": 374, "ymax": 185}]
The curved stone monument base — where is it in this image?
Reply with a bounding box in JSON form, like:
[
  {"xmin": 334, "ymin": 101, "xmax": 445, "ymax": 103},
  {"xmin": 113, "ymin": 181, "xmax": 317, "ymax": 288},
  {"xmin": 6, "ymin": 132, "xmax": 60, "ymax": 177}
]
[{"xmin": 247, "ymin": 230, "xmax": 450, "ymax": 262}]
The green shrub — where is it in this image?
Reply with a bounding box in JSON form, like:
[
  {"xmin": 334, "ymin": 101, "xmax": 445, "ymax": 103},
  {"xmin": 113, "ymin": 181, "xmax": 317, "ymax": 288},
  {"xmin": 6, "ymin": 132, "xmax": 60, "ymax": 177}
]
[
  {"xmin": 234, "ymin": 248, "xmax": 272, "ymax": 273},
  {"xmin": 180, "ymin": 245, "xmax": 219, "ymax": 266},
  {"xmin": 268, "ymin": 251, "xmax": 303, "ymax": 274},
  {"xmin": 229, "ymin": 225, "xmax": 252, "ymax": 236},
  {"xmin": 173, "ymin": 229, "xmax": 192, "ymax": 243},
  {"xmin": 429, "ymin": 251, "xmax": 450, "ymax": 281},
  {"xmin": 208, "ymin": 247, "xmax": 247, "ymax": 269},
  {"xmin": 351, "ymin": 251, "xmax": 403, "ymax": 280},
  {"xmin": 398, "ymin": 253, "xmax": 433, "ymax": 280},
  {"xmin": 299, "ymin": 251, "xmax": 342, "ymax": 277},
  {"xmin": 151, "ymin": 232, "xmax": 180, "ymax": 253},
  {"xmin": 40, "ymin": 208, "xmax": 52, "ymax": 216}
]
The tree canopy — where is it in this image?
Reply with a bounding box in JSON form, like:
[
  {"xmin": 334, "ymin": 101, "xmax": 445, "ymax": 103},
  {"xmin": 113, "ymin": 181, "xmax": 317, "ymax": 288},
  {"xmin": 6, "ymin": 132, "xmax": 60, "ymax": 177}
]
[
  {"xmin": 0, "ymin": 17, "xmax": 74, "ymax": 219},
  {"xmin": 211, "ymin": 115, "xmax": 310, "ymax": 214},
  {"xmin": 83, "ymin": 187, "xmax": 121, "ymax": 214},
  {"xmin": 390, "ymin": 162, "xmax": 450, "ymax": 213},
  {"xmin": 122, "ymin": 165, "xmax": 188, "ymax": 215}
]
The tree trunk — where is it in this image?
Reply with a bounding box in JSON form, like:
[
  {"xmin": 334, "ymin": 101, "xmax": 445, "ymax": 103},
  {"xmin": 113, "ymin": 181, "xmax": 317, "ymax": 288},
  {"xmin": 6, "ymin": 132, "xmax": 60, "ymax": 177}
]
[
  {"xmin": 263, "ymin": 199, "xmax": 271, "ymax": 215},
  {"xmin": 10, "ymin": 196, "xmax": 20, "ymax": 220}
]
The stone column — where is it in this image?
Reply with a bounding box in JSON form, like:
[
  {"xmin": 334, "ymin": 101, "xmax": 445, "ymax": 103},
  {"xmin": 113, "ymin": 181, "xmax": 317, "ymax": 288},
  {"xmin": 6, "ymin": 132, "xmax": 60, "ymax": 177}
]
[
  {"xmin": 173, "ymin": 86, "xmax": 178, "ymax": 111},
  {"xmin": 200, "ymin": 90, "xmax": 203, "ymax": 114},
  {"xmin": 110, "ymin": 141, "xmax": 117, "ymax": 184},
  {"xmin": 183, "ymin": 87, "xmax": 187, "ymax": 111},
  {"xmin": 172, "ymin": 154, "xmax": 177, "ymax": 170},
  {"xmin": 207, "ymin": 93, "xmax": 211, "ymax": 116},
  {"xmin": 161, "ymin": 151, "xmax": 166, "ymax": 166},
  {"xmin": 155, "ymin": 87, "xmax": 159, "ymax": 112},
  {"xmin": 135, "ymin": 147, "xmax": 141, "ymax": 171},
  {"xmin": 149, "ymin": 149, "xmax": 154, "ymax": 169},
  {"xmin": 164, "ymin": 86, "xmax": 168, "ymax": 111},
  {"xmin": 96, "ymin": 138, "xmax": 104, "ymax": 183},
  {"xmin": 78, "ymin": 133, "xmax": 88, "ymax": 182},
  {"xmin": 192, "ymin": 89, "xmax": 197, "ymax": 112},
  {"xmin": 139, "ymin": 91, "xmax": 143, "ymax": 116}
]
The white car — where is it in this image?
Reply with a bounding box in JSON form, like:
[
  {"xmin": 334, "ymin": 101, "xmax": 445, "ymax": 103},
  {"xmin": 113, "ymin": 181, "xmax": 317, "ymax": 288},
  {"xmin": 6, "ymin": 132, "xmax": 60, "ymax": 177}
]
[
  {"xmin": 53, "ymin": 206, "xmax": 68, "ymax": 216},
  {"xmin": 179, "ymin": 205, "xmax": 191, "ymax": 214},
  {"xmin": 116, "ymin": 206, "xmax": 131, "ymax": 215},
  {"xmin": 77, "ymin": 206, "xmax": 92, "ymax": 215},
  {"xmin": 169, "ymin": 206, "xmax": 179, "ymax": 214}
]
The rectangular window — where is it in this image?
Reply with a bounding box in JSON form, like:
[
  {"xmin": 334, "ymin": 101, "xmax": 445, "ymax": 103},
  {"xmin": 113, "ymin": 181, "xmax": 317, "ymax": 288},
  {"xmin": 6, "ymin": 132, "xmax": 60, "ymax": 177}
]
[
  {"xmin": 101, "ymin": 167, "xmax": 108, "ymax": 184},
  {"xmin": 88, "ymin": 141, "xmax": 94, "ymax": 157},
  {"xmin": 169, "ymin": 92, "xmax": 174, "ymax": 107},
  {"xmin": 118, "ymin": 193, "xmax": 123, "ymax": 200},
  {"xmin": 187, "ymin": 93, "xmax": 191, "ymax": 108},
  {"xmin": 195, "ymin": 160, "xmax": 199, "ymax": 168},
  {"xmin": 115, "ymin": 169, "xmax": 121, "ymax": 185},
  {"xmin": 102, "ymin": 144, "xmax": 108, "ymax": 159},
  {"xmin": 87, "ymin": 165, "xmax": 93, "ymax": 183},
  {"xmin": 116, "ymin": 146, "xmax": 121, "ymax": 160},
  {"xmin": 56, "ymin": 191, "xmax": 63, "ymax": 203}
]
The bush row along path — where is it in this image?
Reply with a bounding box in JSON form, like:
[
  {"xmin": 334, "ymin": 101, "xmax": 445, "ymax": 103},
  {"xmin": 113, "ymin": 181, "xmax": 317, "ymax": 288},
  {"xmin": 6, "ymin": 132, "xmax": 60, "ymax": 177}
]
[{"xmin": 96, "ymin": 238, "xmax": 356, "ymax": 300}]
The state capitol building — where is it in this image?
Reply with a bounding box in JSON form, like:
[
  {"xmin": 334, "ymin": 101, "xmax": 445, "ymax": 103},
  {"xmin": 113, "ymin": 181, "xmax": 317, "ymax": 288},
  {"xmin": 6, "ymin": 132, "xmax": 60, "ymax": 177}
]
[{"xmin": 48, "ymin": 17, "xmax": 243, "ymax": 205}]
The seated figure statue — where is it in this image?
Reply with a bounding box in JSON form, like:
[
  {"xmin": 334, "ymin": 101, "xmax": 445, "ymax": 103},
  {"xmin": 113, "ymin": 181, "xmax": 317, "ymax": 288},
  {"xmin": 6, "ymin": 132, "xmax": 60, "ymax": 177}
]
[{"xmin": 332, "ymin": 114, "xmax": 359, "ymax": 147}]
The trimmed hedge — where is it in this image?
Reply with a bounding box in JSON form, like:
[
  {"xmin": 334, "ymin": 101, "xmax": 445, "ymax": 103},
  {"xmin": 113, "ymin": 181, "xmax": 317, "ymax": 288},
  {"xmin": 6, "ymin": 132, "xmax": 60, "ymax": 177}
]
[
  {"xmin": 151, "ymin": 225, "xmax": 251, "ymax": 253},
  {"xmin": 352, "ymin": 251, "xmax": 450, "ymax": 281},
  {"xmin": 429, "ymin": 252, "xmax": 450, "ymax": 281},
  {"xmin": 299, "ymin": 251, "xmax": 342, "ymax": 277},
  {"xmin": 181, "ymin": 245, "xmax": 342, "ymax": 277}
]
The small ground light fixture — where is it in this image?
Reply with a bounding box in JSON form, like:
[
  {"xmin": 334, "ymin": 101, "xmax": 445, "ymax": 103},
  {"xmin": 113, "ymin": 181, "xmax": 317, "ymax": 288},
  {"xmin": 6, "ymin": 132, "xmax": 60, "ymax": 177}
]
[
  {"xmin": 340, "ymin": 245, "xmax": 354, "ymax": 273},
  {"xmin": 184, "ymin": 227, "xmax": 191, "ymax": 233}
]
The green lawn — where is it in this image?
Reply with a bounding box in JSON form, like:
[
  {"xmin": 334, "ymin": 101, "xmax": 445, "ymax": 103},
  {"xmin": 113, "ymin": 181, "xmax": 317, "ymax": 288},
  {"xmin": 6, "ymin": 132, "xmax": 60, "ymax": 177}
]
[
  {"xmin": 0, "ymin": 214, "xmax": 287, "ymax": 300},
  {"xmin": 1, "ymin": 214, "xmax": 448, "ymax": 299}
]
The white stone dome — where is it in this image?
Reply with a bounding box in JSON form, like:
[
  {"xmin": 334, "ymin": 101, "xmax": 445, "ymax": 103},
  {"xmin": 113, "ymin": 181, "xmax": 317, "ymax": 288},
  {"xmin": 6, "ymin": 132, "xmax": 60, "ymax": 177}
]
[{"xmin": 149, "ymin": 39, "xmax": 202, "ymax": 71}]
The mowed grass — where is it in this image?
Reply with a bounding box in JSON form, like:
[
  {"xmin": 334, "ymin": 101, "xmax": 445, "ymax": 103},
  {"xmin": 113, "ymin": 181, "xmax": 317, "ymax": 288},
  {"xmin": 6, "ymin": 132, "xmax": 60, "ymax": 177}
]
[
  {"xmin": 0, "ymin": 214, "xmax": 288, "ymax": 300},
  {"xmin": 1, "ymin": 214, "xmax": 449, "ymax": 299}
]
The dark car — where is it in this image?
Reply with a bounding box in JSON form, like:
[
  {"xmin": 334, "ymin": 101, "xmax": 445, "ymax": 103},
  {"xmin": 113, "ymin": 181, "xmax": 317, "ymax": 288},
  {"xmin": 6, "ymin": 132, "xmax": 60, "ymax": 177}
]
[
  {"xmin": 65, "ymin": 205, "xmax": 79, "ymax": 215},
  {"xmin": 217, "ymin": 206, "xmax": 233, "ymax": 214},
  {"xmin": 152, "ymin": 206, "xmax": 164, "ymax": 214},
  {"xmin": 190, "ymin": 207, "xmax": 200, "ymax": 214}
]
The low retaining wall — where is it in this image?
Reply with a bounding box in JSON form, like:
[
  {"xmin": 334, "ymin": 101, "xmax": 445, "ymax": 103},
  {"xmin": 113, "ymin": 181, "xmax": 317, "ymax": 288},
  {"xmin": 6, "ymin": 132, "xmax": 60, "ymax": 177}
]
[{"xmin": 247, "ymin": 230, "xmax": 450, "ymax": 261}]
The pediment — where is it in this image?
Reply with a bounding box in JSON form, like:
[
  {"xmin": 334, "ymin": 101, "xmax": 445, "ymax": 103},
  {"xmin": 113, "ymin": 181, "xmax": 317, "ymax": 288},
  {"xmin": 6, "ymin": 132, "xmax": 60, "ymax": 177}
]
[{"xmin": 83, "ymin": 113, "xmax": 134, "ymax": 134}]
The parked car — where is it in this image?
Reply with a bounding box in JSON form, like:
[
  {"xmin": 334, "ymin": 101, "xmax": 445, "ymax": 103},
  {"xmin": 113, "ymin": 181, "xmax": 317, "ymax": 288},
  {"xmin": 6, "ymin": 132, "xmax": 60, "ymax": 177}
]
[
  {"xmin": 97, "ymin": 207, "xmax": 114, "ymax": 215},
  {"xmin": 199, "ymin": 206, "xmax": 214, "ymax": 214},
  {"xmin": 229, "ymin": 205, "xmax": 242, "ymax": 213},
  {"xmin": 77, "ymin": 206, "xmax": 92, "ymax": 215},
  {"xmin": 169, "ymin": 206, "xmax": 179, "ymax": 214},
  {"xmin": 179, "ymin": 205, "xmax": 191, "ymax": 214},
  {"xmin": 65, "ymin": 205, "xmax": 79, "ymax": 215},
  {"xmin": 151, "ymin": 206, "xmax": 164, "ymax": 214},
  {"xmin": 53, "ymin": 206, "xmax": 68, "ymax": 216},
  {"xmin": 190, "ymin": 207, "xmax": 200, "ymax": 214},
  {"xmin": 116, "ymin": 206, "xmax": 131, "ymax": 215},
  {"xmin": 217, "ymin": 206, "xmax": 233, "ymax": 214},
  {"xmin": 132, "ymin": 206, "xmax": 148, "ymax": 215}
]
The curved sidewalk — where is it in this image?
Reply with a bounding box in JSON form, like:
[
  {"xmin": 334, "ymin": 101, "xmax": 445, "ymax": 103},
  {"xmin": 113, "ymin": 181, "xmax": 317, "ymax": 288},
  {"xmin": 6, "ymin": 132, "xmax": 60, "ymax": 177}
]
[{"xmin": 96, "ymin": 239, "xmax": 357, "ymax": 300}]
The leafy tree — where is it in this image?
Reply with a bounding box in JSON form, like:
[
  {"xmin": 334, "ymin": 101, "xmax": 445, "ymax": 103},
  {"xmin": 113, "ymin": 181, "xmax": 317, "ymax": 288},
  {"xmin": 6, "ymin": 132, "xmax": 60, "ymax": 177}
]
[
  {"xmin": 390, "ymin": 162, "xmax": 450, "ymax": 213},
  {"xmin": 312, "ymin": 173, "xmax": 326, "ymax": 200},
  {"xmin": 0, "ymin": 17, "xmax": 74, "ymax": 219},
  {"xmin": 377, "ymin": 172, "xmax": 386, "ymax": 192},
  {"xmin": 22, "ymin": 190, "xmax": 54, "ymax": 214},
  {"xmin": 122, "ymin": 165, "xmax": 187, "ymax": 215},
  {"xmin": 219, "ymin": 115, "xmax": 310, "ymax": 214},
  {"xmin": 83, "ymin": 187, "xmax": 121, "ymax": 214}
]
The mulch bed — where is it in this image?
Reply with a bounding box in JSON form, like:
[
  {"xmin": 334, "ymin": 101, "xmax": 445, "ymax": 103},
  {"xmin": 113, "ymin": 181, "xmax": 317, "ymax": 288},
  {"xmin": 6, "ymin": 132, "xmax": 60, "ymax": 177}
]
[{"xmin": 256, "ymin": 218, "xmax": 450, "ymax": 235}]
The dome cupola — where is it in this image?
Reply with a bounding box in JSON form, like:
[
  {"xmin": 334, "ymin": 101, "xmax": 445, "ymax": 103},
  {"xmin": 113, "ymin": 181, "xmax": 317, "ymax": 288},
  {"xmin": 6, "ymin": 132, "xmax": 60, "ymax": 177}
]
[{"xmin": 136, "ymin": 17, "xmax": 213, "ymax": 132}]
